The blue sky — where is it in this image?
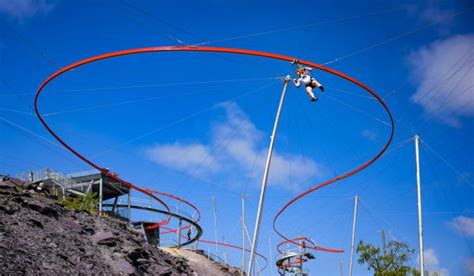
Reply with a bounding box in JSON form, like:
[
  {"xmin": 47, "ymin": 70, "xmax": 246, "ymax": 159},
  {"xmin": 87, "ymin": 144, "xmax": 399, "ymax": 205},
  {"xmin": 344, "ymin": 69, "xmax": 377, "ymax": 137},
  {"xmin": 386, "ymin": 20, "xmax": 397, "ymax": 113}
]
[{"xmin": 1, "ymin": 0, "xmax": 473, "ymax": 275}]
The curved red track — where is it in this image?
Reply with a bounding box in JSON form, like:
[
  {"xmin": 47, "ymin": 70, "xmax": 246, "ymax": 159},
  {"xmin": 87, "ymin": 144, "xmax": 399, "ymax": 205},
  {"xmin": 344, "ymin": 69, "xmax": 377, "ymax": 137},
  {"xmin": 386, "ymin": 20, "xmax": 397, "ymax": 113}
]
[
  {"xmin": 166, "ymin": 228, "xmax": 269, "ymax": 271},
  {"xmin": 147, "ymin": 189, "xmax": 201, "ymax": 235},
  {"xmin": 33, "ymin": 45, "xmax": 393, "ymax": 254}
]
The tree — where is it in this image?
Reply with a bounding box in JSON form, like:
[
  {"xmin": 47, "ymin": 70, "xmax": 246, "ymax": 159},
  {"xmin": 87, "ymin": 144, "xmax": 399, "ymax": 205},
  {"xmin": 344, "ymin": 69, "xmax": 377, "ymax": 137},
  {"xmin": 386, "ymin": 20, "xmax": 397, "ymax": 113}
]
[{"xmin": 356, "ymin": 239, "xmax": 417, "ymax": 276}]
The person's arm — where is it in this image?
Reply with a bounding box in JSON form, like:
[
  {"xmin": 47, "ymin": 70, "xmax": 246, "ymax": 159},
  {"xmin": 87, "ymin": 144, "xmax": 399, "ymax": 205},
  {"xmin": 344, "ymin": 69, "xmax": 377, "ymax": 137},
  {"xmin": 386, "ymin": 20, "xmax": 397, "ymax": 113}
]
[{"xmin": 292, "ymin": 78, "xmax": 301, "ymax": 88}]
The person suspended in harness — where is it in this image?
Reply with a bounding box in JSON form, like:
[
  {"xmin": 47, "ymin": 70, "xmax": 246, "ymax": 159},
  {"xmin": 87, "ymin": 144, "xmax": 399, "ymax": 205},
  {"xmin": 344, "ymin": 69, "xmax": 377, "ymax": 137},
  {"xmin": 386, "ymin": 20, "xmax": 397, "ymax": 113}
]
[
  {"xmin": 301, "ymin": 240, "xmax": 307, "ymax": 252},
  {"xmin": 291, "ymin": 60, "xmax": 324, "ymax": 102},
  {"xmin": 186, "ymin": 228, "xmax": 192, "ymax": 241}
]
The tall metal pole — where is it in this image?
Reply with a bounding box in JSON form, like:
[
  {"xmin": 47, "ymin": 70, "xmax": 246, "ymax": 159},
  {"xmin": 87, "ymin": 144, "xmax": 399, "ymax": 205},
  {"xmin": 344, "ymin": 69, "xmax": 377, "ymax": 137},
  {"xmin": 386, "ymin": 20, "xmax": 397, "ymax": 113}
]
[
  {"xmin": 99, "ymin": 178, "xmax": 103, "ymax": 212},
  {"xmin": 382, "ymin": 230, "xmax": 387, "ymax": 254},
  {"xmin": 339, "ymin": 261, "xmax": 343, "ymax": 276},
  {"xmin": 269, "ymin": 236, "xmax": 273, "ymax": 276},
  {"xmin": 242, "ymin": 194, "xmax": 246, "ymax": 276},
  {"xmin": 349, "ymin": 195, "xmax": 359, "ymax": 276},
  {"xmin": 128, "ymin": 189, "xmax": 132, "ymax": 224},
  {"xmin": 248, "ymin": 76, "xmax": 290, "ymax": 275},
  {"xmin": 414, "ymin": 135, "xmax": 425, "ymax": 276},
  {"xmin": 212, "ymin": 195, "xmax": 218, "ymax": 253}
]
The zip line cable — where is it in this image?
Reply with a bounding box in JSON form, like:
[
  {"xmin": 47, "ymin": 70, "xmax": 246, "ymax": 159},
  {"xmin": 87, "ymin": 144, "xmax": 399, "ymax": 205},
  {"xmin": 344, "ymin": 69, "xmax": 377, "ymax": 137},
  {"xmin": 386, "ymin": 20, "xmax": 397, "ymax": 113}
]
[
  {"xmin": 421, "ymin": 139, "xmax": 473, "ymax": 186},
  {"xmin": 392, "ymin": 53, "xmax": 474, "ymax": 137},
  {"xmin": 421, "ymin": 144, "xmax": 474, "ymax": 255},
  {"xmin": 395, "ymin": 64, "xmax": 474, "ymax": 138},
  {"xmin": 323, "ymin": 93, "xmax": 391, "ymax": 126},
  {"xmin": 0, "ymin": 108, "xmax": 34, "ymax": 116},
  {"xmin": 403, "ymin": 49, "xmax": 474, "ymax": 110},
  {"xmin": 193, "ymin": 7, "xmax": 404, "ymax": 46},
  {"xmin": 358, "ymin": 198, "xmax": 414, "ymax": 245},
  {"xmin": 89, "ymin": 81, "xmax": 279, "ymax": 159},
  {"xmin": 326, "ymin": 86, "xmax": 376, "ymax": 100},
  {"xmin": 12, "ymin": 76, "xmax": 282, "ymax": 96},
  {"xmin": 0, "ymin": 17, "xmax": 60, "ymax": 69},
  {"xmin": 120, "ymin": 0, "xmax": 196, "ymax": 45},
  {"xmin": 174, "ymin": 111, "xmax": 252, "ymax": 196},
  {"xmin": 1, "ymin": 79, "xmax": 35, "ymax": 112},
  {"xmin": 0, "ymin": 116, "xmax": 64, "ymax": 150},
  {"xmin": 338, "ymin": 138, "xmax": 412, "ymax": 203},
  {"xmin": 323, "ymin": 7, "xmax": 474, "ymax": 65},
  {"xmin": 0, "ymin": 116, "xmax": 88, "ymax": 169},
  {"xmin": 379, "ymin": 44, "xmax": 467, "ymax": 104},
  {"xmin": 42, "ymin": 87, "xmax": 224, "ymax": 116},
  {"xmin": 356, "ymin": 47, "xmax": 474, "ymax": 140}
]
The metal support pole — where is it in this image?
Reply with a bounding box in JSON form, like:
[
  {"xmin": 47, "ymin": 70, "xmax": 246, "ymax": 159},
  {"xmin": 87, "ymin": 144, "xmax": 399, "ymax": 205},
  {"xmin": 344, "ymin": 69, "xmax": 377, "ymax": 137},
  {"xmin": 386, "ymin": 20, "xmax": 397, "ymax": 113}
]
[
  {"xmin": 299, "ymin": 236, "xmax": 303, "ymax": 273},
  {"xmin": 349, "ymin": 195, "xmax": 358, "ymax": 276},
  {"xmin": 242, "ymin": 194, "xmax": 246, "ymax": 276},
  {"xmin": 99, "ymin": 178, "xmax": 103, "ymax": 212},
  {"xmin": 244, "ymin": 223, "xmax": 262, "ymax": 275},
  {"xmin": 177, "ymin": 219, "xmax": 183, "ymax": 247},
  {"xmin": 339, "ymin": 261, "xmax": 343, "ymax": 276},
  {"xmin": 414, "ymin": 135, "xmax": 425, "ymax": 276},
  {"xmin": 128, "ymin": 189, "xmax": 131, "ymax": 223},
  {"xmin": 382, "ymin": 230, "xmax": 387, "ymax": 254},
  {"xmin": 269, "ymin": 236, "xmax": 273, "ymax": 276},
  {"xmin": 212, "ymin": 195, "xmax": 218, "ymax": 253},
  {"xmin": 248, "ymin": 76, "xmax": 290, "ymax": 275}
]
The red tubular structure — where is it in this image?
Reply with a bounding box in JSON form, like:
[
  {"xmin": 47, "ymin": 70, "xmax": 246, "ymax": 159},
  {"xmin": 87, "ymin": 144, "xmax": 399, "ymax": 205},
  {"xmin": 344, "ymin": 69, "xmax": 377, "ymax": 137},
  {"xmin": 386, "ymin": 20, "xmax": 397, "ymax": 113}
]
[
  {"xmin": 276, "ymin": 237, "xmax": 316, "ymax": 255},
  {"xmin": 146, "ymin": 189, "xmax": 201, "ymax": 235},
  {"xmin": 33, "ymin": 45, "xmax": 393, "ymax": 250},
  {"xmin": 167, "ymin": 229, "xmax": 269, "ymax": 272}
]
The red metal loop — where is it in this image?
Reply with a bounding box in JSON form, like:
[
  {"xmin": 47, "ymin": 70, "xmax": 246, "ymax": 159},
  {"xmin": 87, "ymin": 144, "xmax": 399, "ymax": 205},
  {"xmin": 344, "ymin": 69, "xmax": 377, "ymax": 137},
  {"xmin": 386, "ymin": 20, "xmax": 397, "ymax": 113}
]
[{"xmin": 33, "ymin": 45, "xmax": 393, "ymax": 253}]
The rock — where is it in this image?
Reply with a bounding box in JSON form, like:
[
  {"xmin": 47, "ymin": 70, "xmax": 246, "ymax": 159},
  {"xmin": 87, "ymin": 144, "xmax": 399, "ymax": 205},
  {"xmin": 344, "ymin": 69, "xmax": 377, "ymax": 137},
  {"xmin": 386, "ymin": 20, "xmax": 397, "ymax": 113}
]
[
  {"xmin": 40, "ymin": 206, "xmax": 58, "ymax": 219},
  {"xmin": 82, "ymin": 226, "xmax": 95, "ymax": 235},
  {"xmin": 29, "ymin": 218, "xmax": 44, "ymax": 229},
  {"xmin": 114, "ymin": 259, "xmax": 136, "ymax": 274},
  {"xmin": 0, "ymin": 181, "xmax": 216, "ymax": 275},
  {"xmin": 0, "ymin": 203, "xmax": 19, "ymax": 215},
  {"xmin": 61, "ymin": 218, "xmax": 82, "ymax": 233},
  {"xmin": 91, "ymin": 231, "xmax": 114, "ymax": 243},
  {"xmin": 0, "ymin": 181, "xmax": 15, "ymax": 189},
  {"xmin": 24, "ymin": 199, "xmax": 58, "ymax": 218},
  {"xmin": 91, "ymin": 231, "xmax": 116, "ymax": 246}
]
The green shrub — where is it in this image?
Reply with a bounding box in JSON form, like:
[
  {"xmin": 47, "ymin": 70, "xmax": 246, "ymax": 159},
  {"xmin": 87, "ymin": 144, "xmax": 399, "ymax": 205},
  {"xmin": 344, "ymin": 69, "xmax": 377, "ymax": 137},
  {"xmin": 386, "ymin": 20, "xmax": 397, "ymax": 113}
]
[{"xmin": 58, "ymin": 192, "xmax": 99, "ymax": 215}]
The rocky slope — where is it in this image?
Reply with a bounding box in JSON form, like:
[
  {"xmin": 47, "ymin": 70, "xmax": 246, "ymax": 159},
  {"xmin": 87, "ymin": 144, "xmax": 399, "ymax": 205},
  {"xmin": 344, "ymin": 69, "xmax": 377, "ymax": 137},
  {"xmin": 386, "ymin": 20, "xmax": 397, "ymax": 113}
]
[{"xmin": 0, "ymin": 179, "xmax": 239, "ymax": 275}]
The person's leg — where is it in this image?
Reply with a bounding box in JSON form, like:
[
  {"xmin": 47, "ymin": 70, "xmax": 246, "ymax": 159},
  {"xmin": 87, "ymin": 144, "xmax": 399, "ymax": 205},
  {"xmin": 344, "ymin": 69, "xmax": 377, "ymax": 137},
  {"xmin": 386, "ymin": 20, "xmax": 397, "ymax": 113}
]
[
  {"xmin": 305, "ymin": 86, "xmax": 317, "ymax": 101},
  {"xmin": 311, "ymin": 78, "xmax": 324, "ymax": 92}
]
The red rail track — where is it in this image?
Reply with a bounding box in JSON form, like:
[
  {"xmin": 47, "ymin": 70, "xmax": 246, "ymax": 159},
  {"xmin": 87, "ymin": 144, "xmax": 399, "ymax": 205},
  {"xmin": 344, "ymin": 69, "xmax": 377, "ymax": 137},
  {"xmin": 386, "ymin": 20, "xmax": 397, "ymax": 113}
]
[{"xmin": 33, "ymin": 45, "xmax": 393, "ymax": 253}]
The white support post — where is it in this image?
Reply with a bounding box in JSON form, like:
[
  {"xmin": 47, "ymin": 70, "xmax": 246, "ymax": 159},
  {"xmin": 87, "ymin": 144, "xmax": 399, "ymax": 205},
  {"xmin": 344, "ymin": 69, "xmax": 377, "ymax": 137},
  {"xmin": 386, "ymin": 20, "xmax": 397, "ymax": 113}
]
[
  {"xmin": 99, "ymin": 177, "xmax": 103, "ymax": 213},
  {"xmin": 177, "ymin": 219, "xmax": 183, "ymax": 247},
  {"xmin": 242, "ymin": 194, "xmax": 246, "ymax": 276},
  {"xmin": 269, "ymin": 236, "xmax": 273, "ymax": 276},
  {"xmin": 244, "ymin": 223, "xmax": 262, "ymax": 275},
  {"xmin": 212, "ymin": 195, "xmax": 218, "ymax": 253},
  {"xmin": 414, "ymin": 135, "xmax": 425, "ymax": 276},
  {"xmin": 248, "ymin": 76, "xmax": 290, "ymax": 275},
  {"xmin": 128, "ymin": 189, "xmax": 131, "ymax": 224},
  {"xmin": 349, "ymin": 195, "xmax": 358, "ymax": 276}
]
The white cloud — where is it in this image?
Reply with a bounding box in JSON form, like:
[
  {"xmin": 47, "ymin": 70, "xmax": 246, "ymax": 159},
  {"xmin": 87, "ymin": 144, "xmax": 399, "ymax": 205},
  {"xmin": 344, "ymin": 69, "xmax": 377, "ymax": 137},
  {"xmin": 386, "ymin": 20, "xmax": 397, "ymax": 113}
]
[
  {"xmin": 424, "ymin": 248, "xmax": 449, "ymax": 276},
  {"xmin": 465, "ymin": 258, "xmax": 474, "ymax": 275},
  {"xmin": 0, "ymin": 0, "xmax": 55, "ymax": 20},
  {"xmin": 361, "ymin": 129, "xmax": 377, "ymax": 141},
  {"xmin": 145, "ymin": 142, "xmax": 218, "ymax": 175},
  {"xmin": 447, "ymin": 216, "xmax": 474, "ymax": 237},
  {"xmin": 144, "ymin": 102, "xmax": 324, "ymax": 190},
  {"xmin": 407, "ymin": 34, "xmax": 474, "ymax": 127},
  {"xmin": 405, "ymin": 1, "xmax": 455, "ymax": 34}
]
